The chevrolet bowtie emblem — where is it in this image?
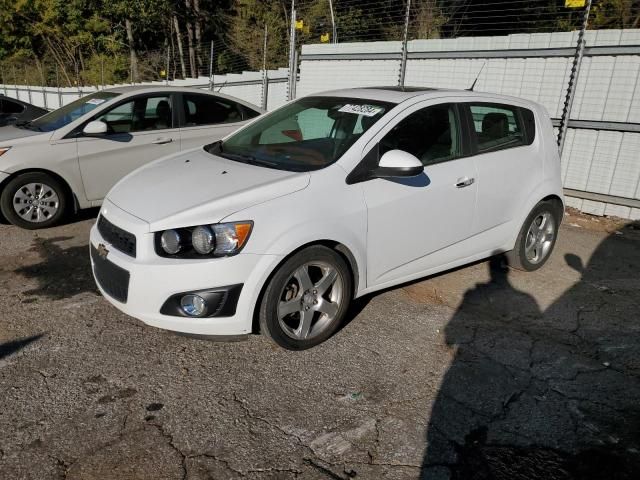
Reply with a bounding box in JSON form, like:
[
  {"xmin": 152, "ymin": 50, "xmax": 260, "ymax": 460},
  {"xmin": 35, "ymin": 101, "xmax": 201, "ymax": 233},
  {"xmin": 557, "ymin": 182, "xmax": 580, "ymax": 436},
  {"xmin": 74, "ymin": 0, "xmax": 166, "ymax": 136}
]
[{"xmin": 97, "ymin": 243, "xmax": 109, "ymax": 259}]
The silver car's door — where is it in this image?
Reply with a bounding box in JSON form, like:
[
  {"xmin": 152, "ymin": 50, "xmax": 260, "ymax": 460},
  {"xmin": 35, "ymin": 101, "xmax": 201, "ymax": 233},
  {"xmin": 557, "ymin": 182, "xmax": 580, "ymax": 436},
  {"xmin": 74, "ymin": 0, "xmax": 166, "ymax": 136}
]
[
  {"xmin": 178, "ymin": 93, "xmax": 250, "ymax": 150},
  {"xmin": 77, "ymin": 93, "xmax": 180, "ymax": 201}
]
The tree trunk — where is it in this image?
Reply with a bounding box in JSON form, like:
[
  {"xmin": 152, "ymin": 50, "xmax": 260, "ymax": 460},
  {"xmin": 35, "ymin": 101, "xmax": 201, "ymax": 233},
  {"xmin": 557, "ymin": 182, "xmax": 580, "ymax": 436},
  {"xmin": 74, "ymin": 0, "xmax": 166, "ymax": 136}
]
[
  {"xmin": 125, "ymin": 18, "xmax": 138, "ymax": 82},
  {"xmin": 185, "ymin": 0, "xmax": 198, "ymax": 78},
  {"xmin": 173, "ymin": 15, "xmax": 188, "ymax": 79},
  {"xmin": 193, "ymin": 0, "xmax": 202, "ymax": 70}
]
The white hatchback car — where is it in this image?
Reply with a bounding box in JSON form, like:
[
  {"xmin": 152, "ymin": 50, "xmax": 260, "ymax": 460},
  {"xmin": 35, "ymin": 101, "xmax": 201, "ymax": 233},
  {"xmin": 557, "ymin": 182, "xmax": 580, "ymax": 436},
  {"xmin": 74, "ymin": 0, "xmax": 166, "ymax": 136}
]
[
  {"xmin": 0, "ymin": 86, "xmax": 262, "ymax": 229},
  {"xmin": 90, "ymin": 87, "xmax": 564, "ymax": 350}
]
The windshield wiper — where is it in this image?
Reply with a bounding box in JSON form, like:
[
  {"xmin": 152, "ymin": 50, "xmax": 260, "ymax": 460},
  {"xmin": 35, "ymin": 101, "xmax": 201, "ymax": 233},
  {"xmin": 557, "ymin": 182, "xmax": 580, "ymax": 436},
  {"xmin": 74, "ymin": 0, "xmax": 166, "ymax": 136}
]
[
  {"xmin": 14, "ymin": 120, "xmax": 41, "ymax": 132},
  {"xmin": 223, "ymin": 152, "xmax": 279, "ymax": 168}
]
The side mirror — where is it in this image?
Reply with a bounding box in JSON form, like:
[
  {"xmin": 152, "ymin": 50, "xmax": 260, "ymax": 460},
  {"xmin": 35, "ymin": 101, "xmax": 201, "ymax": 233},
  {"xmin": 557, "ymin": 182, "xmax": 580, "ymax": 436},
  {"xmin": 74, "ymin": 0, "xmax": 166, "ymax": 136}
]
[
  {"xmin": 376, "ymin": 149, "xmax": 424, "ymax": 178},
  {"xmin": 82, "ymin": 120, "xmax": 108, "ymax": 136},
  {"xmin": 346, "ymin": 148, "xmax": 425, "ymax": 185}
]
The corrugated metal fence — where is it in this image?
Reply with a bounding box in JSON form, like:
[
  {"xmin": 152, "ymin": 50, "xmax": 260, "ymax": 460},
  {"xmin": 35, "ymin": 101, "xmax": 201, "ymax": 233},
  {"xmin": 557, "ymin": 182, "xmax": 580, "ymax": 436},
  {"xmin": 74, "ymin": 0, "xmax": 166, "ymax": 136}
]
[
  {"xmin": 299, "ymin": 29, "xmax": 640, "ymax": 220},
  {"xmin": 2, "ymin": 29, "xmax": 639, "ymax": 219}
]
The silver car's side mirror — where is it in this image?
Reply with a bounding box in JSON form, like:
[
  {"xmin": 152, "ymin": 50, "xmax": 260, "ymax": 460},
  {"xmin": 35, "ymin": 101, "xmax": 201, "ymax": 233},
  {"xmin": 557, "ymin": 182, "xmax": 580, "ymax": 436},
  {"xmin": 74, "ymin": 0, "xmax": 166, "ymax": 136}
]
[{"xmin": 83, "ymin": 120, "xmax": 108, "ymax": 136}]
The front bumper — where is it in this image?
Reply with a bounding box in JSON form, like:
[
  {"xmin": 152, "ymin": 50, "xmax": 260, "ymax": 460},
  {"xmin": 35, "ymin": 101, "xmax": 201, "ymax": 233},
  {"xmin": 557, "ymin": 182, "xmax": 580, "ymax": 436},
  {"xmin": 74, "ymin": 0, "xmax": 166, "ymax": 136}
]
[{"xmin": 90, "ymin": 201, "xmax": 282, "ymax": 336}]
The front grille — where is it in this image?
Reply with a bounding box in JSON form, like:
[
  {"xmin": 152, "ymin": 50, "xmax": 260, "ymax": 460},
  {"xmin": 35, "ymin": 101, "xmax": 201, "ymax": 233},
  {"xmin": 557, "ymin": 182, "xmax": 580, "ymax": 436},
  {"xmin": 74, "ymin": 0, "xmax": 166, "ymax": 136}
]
[
  {"xmin": 91, "ymin": 245, "xmax": 130, "ymax": 303},
  {"xmin": 97, "ymin": 215, "xmax": 136, "ymax": 258}
]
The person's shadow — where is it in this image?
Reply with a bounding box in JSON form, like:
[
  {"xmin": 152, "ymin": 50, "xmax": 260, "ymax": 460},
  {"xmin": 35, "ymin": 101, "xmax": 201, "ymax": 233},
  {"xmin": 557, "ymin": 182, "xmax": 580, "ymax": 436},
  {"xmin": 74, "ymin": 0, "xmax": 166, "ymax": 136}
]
[{"xmin": 422, "ymin": 224, "xmax": 640, "ymax": 479}]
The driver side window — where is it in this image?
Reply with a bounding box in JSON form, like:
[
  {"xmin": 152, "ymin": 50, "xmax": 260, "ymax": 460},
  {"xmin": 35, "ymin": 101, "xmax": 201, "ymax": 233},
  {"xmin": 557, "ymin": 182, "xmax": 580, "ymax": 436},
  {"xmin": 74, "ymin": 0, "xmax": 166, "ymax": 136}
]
[{"xmin": 380, "ymin": 104, "xmax": 461, "ymax": 166}]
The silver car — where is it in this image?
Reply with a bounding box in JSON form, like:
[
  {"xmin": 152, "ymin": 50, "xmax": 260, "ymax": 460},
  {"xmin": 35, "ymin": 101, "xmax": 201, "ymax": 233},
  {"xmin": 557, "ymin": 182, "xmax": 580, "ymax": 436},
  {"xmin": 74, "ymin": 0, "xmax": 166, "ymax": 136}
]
[{"xmin": 0, "ymin": 86, "xmax": 263, "ymax": 229}]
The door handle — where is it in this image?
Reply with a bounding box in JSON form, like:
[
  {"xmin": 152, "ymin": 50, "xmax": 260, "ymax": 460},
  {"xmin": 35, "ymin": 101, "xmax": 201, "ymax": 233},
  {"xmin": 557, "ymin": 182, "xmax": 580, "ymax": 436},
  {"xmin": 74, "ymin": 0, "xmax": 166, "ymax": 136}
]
[
  {"xmin": 152, "ymin": 137, "xmax": 173, "ymax": 145},
  {"xmin": 455, "ymin": 177, "xmax": 475, "ymax": 188}
]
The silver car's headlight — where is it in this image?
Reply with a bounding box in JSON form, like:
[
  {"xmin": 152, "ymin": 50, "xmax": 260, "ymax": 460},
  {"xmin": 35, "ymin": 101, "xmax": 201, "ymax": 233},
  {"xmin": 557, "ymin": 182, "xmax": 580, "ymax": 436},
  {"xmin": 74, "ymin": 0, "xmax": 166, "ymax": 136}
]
[
  {"xmin": 0, "ymin": 147, "xmax": 11, "ymax": 157},
  {"xmin": 155, "ymin": 221, "xmax": 253, "ymax": 258}
]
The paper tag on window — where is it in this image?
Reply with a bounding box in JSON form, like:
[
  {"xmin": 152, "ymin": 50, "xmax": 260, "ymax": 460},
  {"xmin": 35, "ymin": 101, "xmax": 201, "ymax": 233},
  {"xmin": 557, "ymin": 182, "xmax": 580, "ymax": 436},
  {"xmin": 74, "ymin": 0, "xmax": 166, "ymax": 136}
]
[
  {"xmin": 338, "ymin": 104, "xmax": 383, "ymax": 117},
  {"xmin": 86, "ymin": 98, "xmax": 106, "ymax": 105}
]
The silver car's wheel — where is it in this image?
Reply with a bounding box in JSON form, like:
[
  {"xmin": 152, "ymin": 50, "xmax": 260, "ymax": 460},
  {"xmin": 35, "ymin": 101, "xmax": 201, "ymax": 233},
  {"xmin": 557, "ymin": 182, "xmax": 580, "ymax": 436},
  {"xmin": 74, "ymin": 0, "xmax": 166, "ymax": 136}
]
[
  {"xmin": 524, "ymin": 211, "xmax": 555, "ymax": 265},
  {"xmin": 12, "ymin": 182, "xmax": 61, "ymax": 223},
  {"xmin": 0, "ymin": 172, "xmax": 68, "ymax": 229},
  {"xmin": 259, "ymin": 245, "xmax": 353, "ymax": 350},
  {"xmin": 277, "ymin": 261, "xmax": 344, "ymax": 341}
]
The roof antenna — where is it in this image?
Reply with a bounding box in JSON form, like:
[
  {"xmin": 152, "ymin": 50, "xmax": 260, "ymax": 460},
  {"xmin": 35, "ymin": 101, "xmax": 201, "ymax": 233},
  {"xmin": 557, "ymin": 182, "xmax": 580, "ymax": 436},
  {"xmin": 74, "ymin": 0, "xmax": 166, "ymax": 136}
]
[{"xmin": 468, "ymin": 62, "xmax": 486, "ymax": 91}]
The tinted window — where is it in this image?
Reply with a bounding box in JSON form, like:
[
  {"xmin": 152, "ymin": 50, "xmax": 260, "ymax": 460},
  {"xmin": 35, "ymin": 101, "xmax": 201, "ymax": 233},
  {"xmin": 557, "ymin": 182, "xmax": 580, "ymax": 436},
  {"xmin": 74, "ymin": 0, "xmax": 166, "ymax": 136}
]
[
  {"xmin": 380, "ymin": 103, "xmax": 461, "ymax": 165},
  {"xmin": 183, "ymin": 95, "xmax": 243, "ymax": 126},
  {"xmin": 1, "ymin": 99, "xmax": 24, "ymax": 114},
  {"xmin": 95, "ymin": 95, "xmax": 172, "ymax": 133},
  {"xmin": 469, "ymin": 103, "xmax": 526, "ymax": 152}
]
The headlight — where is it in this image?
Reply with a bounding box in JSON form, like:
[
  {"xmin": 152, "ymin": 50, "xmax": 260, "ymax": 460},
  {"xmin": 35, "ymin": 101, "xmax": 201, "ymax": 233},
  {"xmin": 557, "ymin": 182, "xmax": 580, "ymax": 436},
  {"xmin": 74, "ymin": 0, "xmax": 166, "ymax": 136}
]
[
  {"xmin": 0, "ymin": 147, "xmax": 11, "ymax": 157},
  {"xmin": 156, "ymin": 221, "xmax": 253, "ymax": 258},
  {"xmin": 160, "ymin": 229, "xmax": 183, "ymax": 255}
]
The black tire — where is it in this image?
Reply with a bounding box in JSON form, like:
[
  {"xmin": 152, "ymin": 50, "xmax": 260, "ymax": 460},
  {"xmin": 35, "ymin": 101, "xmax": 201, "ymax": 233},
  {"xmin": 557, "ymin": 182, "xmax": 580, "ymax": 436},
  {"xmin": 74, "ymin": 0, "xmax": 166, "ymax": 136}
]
[
  {"xmin": 507, "ymin": 200, "xmax": 560, "ymax": 272},
  {"xmin": 259, "ymin": 245, "xmax": 353, "ymax": 350},
  {"xmin": 0, "ymin": 172, "xmax": 68, "ymax": 229}
]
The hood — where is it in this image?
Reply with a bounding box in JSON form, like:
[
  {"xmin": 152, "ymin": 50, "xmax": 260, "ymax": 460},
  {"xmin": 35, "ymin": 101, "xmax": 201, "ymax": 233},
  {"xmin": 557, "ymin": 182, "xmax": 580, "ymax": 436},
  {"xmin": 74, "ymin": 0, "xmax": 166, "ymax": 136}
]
[
  {"xmin": 107, "ymin": 147, "xmax": 310, "ymax": 231},
  {"xmin": 0, "ymin": 125, "xmax": 49, "ymax": 143}
]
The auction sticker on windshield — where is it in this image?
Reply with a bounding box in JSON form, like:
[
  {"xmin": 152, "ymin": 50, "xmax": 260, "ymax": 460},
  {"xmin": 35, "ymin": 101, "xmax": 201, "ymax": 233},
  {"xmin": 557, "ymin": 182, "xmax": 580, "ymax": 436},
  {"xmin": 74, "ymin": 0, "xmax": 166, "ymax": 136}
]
[
  {"xmin": 86, "ymin": 98, "xmax": 107, "ymax": 105},
  {"xmin": 338, "ymin": 104, "xmax": 383, "ymax": 117}
]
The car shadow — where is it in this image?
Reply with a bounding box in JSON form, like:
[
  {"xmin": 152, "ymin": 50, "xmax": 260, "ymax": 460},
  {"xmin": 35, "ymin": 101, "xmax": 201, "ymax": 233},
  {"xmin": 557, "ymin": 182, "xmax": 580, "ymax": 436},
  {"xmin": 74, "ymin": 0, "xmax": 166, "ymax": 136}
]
[
  {"xmin": 0, "ymin": 334, "xmax": 44, "ymax": 360},
  {"xmin": 421, "ymin": 222, "xmax": 640, "ymax": 479},
  {"xmin": 14, "ymin": 236, "xmax": 98, "ymax": 300},
  {"xmin": 59, "ymin": 206, "xmax": 101, "ymax": 227}
]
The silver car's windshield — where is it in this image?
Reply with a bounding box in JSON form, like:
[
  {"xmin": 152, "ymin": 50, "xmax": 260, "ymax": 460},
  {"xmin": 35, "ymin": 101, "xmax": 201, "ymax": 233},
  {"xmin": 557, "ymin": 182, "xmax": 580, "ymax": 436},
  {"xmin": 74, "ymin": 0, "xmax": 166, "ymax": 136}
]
[
  {"xmin": 207, "ymin": 96, "xmax": 393, "ymax": 172},
  {"xmin": 24, "ymin": 92, "xmax": 120, "ymax": 132}
]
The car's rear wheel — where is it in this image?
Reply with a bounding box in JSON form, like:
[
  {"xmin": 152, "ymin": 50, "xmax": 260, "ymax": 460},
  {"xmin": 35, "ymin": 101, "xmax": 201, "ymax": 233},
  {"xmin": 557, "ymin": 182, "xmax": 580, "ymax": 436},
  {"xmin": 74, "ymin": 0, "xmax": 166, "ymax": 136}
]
[
  {"xmin": 259, "ymin": 245, "xmax": 353, "ymax": 350},
  {"xmin": 507, "ymin": 200, "xmax": 560, "ymax": 271},
  {"xmin": 0, "ymin": 172, "xmax": 68, "ymax": 229}
]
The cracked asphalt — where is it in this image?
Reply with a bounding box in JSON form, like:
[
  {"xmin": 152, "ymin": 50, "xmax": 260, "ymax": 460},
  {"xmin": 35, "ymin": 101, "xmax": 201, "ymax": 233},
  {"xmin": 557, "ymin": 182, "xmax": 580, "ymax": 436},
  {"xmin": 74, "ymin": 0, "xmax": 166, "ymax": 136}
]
[{"xmin": 0, "ymin": 210, "xmax": 639, "ymax": 479}]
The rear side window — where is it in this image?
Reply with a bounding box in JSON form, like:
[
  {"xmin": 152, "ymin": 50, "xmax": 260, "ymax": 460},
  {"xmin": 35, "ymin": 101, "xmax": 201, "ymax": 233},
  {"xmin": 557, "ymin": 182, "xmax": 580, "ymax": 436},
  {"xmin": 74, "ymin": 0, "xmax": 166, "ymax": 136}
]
[
  {"xmin": 182, "ymin": 94, "xmax": 243, "ymax": 126},
  {"xmin": 1, "ymin": 99, "xmax": 25, "ymax": 114},
  {"xmin": 468, "ymin": 103, "xmax": 534, "ymax": 153}
]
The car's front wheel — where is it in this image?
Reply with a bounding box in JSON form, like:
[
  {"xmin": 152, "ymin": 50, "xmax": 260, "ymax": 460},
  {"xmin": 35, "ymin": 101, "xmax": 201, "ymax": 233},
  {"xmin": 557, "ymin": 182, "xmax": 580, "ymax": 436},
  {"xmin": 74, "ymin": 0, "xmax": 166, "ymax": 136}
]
[
  {"xmin": 0, "ymin": 172, "xmax": 68, "ymax": 229},
  {"xmin": 259, "ymin": 245, "xmax": 353, "ymax": 350},
  {"xmin": 507, "ymin": 200, "xmax": 561, "ymax": 271}
]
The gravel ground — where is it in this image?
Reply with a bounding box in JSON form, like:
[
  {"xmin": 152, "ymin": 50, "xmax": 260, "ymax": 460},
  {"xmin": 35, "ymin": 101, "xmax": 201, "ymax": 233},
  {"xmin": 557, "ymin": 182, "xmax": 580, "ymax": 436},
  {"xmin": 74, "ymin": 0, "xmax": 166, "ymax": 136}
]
[{"xmin": 0, "ymin": 211, "xmax": 639, "ymax": 480}]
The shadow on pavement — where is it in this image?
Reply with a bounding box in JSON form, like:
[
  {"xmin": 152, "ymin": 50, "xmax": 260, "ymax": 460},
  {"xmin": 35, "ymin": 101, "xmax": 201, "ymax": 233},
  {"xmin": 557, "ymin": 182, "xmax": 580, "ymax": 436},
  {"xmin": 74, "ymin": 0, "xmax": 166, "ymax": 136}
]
[
  {"xmin": 14, "ymin": 236, "xmax": 97, "ymax": 300},
  {"xmin": 0, "ymin": 334, "xmax": 44, "ymax": 360},
  {"xmin": 422, "ymin": 222, "xmax": 640, "ymax": 479}
]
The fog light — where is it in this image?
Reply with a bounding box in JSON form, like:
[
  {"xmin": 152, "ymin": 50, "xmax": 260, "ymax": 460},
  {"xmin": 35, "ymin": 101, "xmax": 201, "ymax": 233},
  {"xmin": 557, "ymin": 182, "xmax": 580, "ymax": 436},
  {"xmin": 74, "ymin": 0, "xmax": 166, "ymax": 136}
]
[{"xmin": 180, "ymin": 294, "xmax": 207, "ymax": 316}]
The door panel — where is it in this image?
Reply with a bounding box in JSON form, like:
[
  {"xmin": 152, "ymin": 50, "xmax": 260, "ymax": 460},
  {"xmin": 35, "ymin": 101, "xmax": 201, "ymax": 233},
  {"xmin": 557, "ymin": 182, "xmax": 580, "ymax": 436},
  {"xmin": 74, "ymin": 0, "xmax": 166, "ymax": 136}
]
[
  {"xmin": 466, "ymin": 103, "xmax": 541, "ymax": 236},
  {"xmin": 77, "ymin": 94, "xmax": 179, "ymax": 201},
  {"xmin": 363, "ymin": 157, "xmax": 477, "ymax": 286},
  {"xmin": 360, "ymin": 101, "xmax": 478, "ymax": 287}
]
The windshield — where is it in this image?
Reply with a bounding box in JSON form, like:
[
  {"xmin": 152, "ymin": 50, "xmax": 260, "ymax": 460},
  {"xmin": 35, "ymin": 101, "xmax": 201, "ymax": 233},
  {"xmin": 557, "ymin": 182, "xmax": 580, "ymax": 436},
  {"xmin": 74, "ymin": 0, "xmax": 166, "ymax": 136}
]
[
  {"xmin": 208, "ymin": 96, "xmax": 393, "ymax": 172},
  {"xmin": 25, "ymin": 92, "xmax": 120, "ymax": 132}
]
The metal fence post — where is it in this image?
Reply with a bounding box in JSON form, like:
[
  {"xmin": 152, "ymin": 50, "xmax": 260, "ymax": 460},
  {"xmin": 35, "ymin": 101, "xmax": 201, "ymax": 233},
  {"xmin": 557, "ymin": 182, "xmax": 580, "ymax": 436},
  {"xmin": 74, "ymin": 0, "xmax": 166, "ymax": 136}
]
[
  {"xmin": 100, "ymin": 56, "xmax": 105, "ymax": 89},
  {"xmin": 208, "ymin": 41, "xmax": 214, "ymax": 90},
  {"xmin": 287, "ymin": 0, "xmax": 296, "ymax": 101},
  {"xmin": 166, "ymin": 48, "xmax": 170, "ymax": 86},
  {"xmin": 40, "ymin": 63, "xmax": 48, "ymax": 110},
  {"xmin": 1, "ymin": 67, "xmax": 7, "ymax": 96},
  {"xmin": 328, "ymin": 0, "xmax": 337, "ymax": 44},
  {"xmin": 398, "ymin": 0, "xmax": 411, "ymax": 87},
  {"xmin": 55, "ymin": 64, "xmax": 63, "ymax": 107},
  {"xmin": 558, "ymin": 0, "xmax": 592, "ymax": 155},
  {"xmin": 25, "ymin": 66, "xmax": 33, "ymax": 104},
  {"xmin": 261, "ymin": 24, "xmax": 269, "ymax": 109}
]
